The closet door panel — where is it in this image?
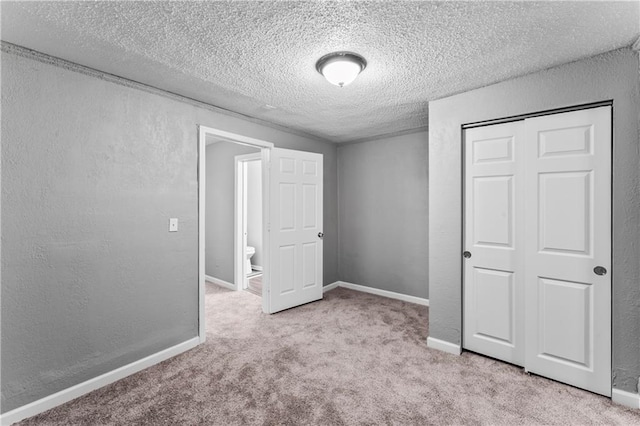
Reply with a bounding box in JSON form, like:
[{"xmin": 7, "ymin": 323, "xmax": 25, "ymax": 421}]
[
  {"xmin": 463, "ymin": 121, "xmax": 525, "ymax": 366},
  {"xmin": 524, "ymin": 106, "xmax": 611, "ymax": 397}
]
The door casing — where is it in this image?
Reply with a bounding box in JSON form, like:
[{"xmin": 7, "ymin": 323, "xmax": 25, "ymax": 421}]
[{"xmin": 235, "ymin": 153, "xmax": 263, "ymax": 293}]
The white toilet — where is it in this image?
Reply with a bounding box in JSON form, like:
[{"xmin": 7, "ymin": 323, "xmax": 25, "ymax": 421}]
[{"xmin": 245, "ymin": 246, "xmax": 256, "ymax": 275}]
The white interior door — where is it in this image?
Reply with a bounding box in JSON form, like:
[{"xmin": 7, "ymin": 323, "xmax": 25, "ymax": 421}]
[
  {"xmin": 463, "ymin": 121, "xmax": 525, "ymax": 366},
  {"xmin": 268, "ymin": 148, "xmax": 323, "ymax": 313},
  {"xmin": 524, "ymin": 106, "xmax": 611, "ymax": 396}
]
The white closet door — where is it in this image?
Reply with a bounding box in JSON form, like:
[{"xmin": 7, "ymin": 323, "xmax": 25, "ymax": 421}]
[
  {"xmin": 524, "ymin": 106, "xmax": 611, "ymax": 396},
  {"xmin": 268, "ymin": 148, "xmax": 323, "ymax": 314},
  {"xmin": 463, "ymin": 121, "xmax": 525, "ymax": 366}
]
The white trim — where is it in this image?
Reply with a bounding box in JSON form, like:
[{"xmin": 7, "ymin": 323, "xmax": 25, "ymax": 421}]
[
  {"xmin": 205, "ymin": 275, "xmax": 236, "ymax": 291},
  {"xmin": 334, "ymin": 281, "xmax": 429, "ymax": 306},
  {"xmin": 200, "ymin": 126, "xmax": 275, "ymax": 150},
  {"xmin": 323, "ymin": 281, "xmax": 340, "ymax": 292},
  {"xmin": 0, "ymin": 337, "xmax": 199, "ymax": 426},
  {"xmin": 234, "ymin": 155, "xmax": 244, "ymax": 291},
  {"xmin": 198, "ymin": 126, "xmax": 207, "ymax": 343},
  {"xmin": 341, "ymin": 126, "xmax": 429, "ymax": 146},
  {"xmin": 260, "ymin": 148, "xmax": 272, "ymax": 314},
  {"xmin": 612, "ymin": 388, "xmax": 640, "ymax": 409},
  {"xmin": 426, "ymin": 337, "xmax": 462, "ymax": 356},
  {"xmin": 251, "ymin": 265, "xmax": 263, "ymax": 272},
  {"xmin": 235, "ymin": 152, "xmax": 262, "ymax": 292}
]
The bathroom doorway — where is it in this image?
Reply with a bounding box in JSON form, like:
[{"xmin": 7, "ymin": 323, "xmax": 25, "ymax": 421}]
[
  {"xmin": 235, "ymin": 153, "xmax": 263, "ymax": 296},
  {"xmin": 198, "ymin": 127, "xmax": 273, "ymax": 322},
  {"xmin": 199, "ymin": 125, "xmax": 325, "ymax": 343}
]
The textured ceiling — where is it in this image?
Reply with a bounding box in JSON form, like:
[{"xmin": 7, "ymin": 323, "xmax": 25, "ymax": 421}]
[{"xmin": 2, "ymin": 1, "xmax": 639, "ymax": 143}]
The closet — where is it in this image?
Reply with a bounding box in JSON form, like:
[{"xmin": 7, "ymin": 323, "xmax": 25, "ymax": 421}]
[{"xmin": 462, "ymin": 106, "xmax": 611, "ymax": 396}]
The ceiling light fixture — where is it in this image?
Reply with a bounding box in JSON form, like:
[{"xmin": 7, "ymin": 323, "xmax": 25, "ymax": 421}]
[{"xmin": 316, "ymin": 51, "xmax": 367, "ymax": 88}]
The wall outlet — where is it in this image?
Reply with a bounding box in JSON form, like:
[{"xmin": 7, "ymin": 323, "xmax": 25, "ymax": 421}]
[{"xmin": 169, "ymin": 218, "xmax": 178, "ymax": 232}]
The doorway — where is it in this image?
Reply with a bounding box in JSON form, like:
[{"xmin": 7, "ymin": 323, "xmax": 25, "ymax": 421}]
[
  {"xmin": 462, "ymin": 105, "xmax": 612, "ymax": 396},
  {"xmin": 198, "ymin": 126, "xmax": 325, "ymax": 342},
  {"xmin": 235, "ymin": 152, "xmax": 263, "ymax": 296}
]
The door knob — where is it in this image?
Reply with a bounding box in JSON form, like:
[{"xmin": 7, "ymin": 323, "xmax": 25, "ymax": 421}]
[
  {"xmin": 318, "ymin": 232, "xmax": 324, "ymax": 239},
  {"xmin": 463, "ymin": 251, "xmax": 472, "ymax": 259},
  {"xmin": 594, "ymin": 266, "xmax": 607, "ymax": 276}
]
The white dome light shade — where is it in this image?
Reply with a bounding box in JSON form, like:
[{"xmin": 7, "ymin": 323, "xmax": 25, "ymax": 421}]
[{"xmin": 316, "ymin": 52, "xmax": 367, "ymax": 87}]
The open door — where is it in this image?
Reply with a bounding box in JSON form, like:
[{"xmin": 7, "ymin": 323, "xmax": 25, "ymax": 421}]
[{"xmin": 267, "ymin": 148, "xmax": 323, "ymax": 313}]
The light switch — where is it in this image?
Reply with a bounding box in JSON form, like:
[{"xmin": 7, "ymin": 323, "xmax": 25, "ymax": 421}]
[{"xmin": 169, "ymin": 218, "xmax": 178, "ymax": 232}]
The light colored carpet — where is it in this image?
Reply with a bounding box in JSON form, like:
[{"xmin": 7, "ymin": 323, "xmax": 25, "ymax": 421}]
[{"xmin": 17, "ymin": 283, "xmax": 640, "ymax": 425}]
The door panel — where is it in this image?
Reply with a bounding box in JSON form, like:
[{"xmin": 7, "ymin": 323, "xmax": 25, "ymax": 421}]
[
  {"xmin": 474, "ymin": 268, "xmax": 515, "ymax": 344},
  {"xmin": 302, "ymin": 242, "xmax": 318, "ymax": 288},
  {"xmin": 539, "ymin": 172, "xmax": 592, "ymax": 254},
  {"xmin": 537, "ymin": 125, "xmax": 592, "ymax": 157},
  {"xmin": 524, "ymin": 106, "xmax": 611, "ymax": 396},
  {"xmin": 302, "ymin": 184, "xmax": 318, "ymax": 228},
  {"xmin": 473, "ymin": 176, "xmax": 514, "ymax": 247},
  {"xmin": 537, "ymin": 277, "xmax": 593, "ymax": 368},
  {"xmin": 268, "ymin": 148, "xmax": 323, "ymax": 313},
  {"xmin": 464, "ymin": 121, "xmax": 525, "ymax": 366}
]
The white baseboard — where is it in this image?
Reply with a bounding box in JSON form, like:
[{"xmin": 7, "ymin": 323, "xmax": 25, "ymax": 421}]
[
  {"xmin": 426, "ymin": 337, "xmax": 462, "ymax": 356},
  {"xmin": 333, "ymin": 281, "xmax": 429, "ymax": 306},
  {"xmin": 0, "ymin": 337, "xmax": 200, "ymax": 426},
  {"xmin": 612, "ymin": 388, "xmax": 640, "ymax": 409},
  {"xmin": 323, "ymin": 281, "xmax": 340, "ymax": 292},
  {"xmin": 205, "ymin": 275, "xmax": 236, "ymax": 291},
  {"xmin": 252, "ymin": 265, "xmax": 263, "ymax": 272}
]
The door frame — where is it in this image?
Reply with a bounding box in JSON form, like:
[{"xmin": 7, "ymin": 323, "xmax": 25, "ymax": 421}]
[
  {"xmin": 235, "ymin": 152, "xmax": 262, "ymax": 293},
  {"xmin": 460, "ymin": 100, "xmax": 614, "ymax": 391},
  {"xmin": 198, "ymin": 126, "xmax": 274, "ymax": 343}
]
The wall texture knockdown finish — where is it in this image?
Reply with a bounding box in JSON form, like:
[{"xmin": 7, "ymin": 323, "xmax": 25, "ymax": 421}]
[
  {"xmin": 1, "ymin": 46, "xmax": 338, "ymax": 413},
  {"xmin": 428, "ymin": 48, "xmax": 640, "ymax": 393},
  {"xmin": 338, "ymin": 131, "xmax": 429, "ymax": 299}
]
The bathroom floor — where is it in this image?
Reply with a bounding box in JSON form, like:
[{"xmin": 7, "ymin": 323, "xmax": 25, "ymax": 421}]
[
  {"xmin": 247, "ymin": 270, "xmax": 261, "ymax": 278},
  {"xmin": 246, "ymin": 274, "xmax": 262, "ymax": 296}
]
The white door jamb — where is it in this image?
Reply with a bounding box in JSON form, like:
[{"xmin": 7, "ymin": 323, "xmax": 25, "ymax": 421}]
[{"xmin": 235, "ymin": 153, "xmax": 262, "ymax": 293}]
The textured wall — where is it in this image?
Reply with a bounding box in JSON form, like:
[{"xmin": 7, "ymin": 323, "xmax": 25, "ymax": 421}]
[
  {"xmin": 205, "ymin": 142, "xmax": 258, "ymax": 282},
  {"xmin": 246, "ymin": 160, "xmax": 263, "ymax": 268},
  {"xmin": 428, "ymin": 48, "xmax": 640, "ymax": 393},
  {"xmin": 338, "ymin": 131, "xmax": 429, "ymax": 298},
  {"xmin": 1, "ymin": 48, "xmax": 338, "ymax": 412},
  {"xmin": 1, "ymin": 51, "xmax": 199, "ymax": 412}
]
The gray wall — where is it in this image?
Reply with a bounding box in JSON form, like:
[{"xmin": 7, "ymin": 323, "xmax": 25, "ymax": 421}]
[
  {"xmin": 246, "ymin": 160, "xmax": 263, "ymax": 268},
  {"xmin": 428, "ymin": 48, "xmax": 640, "ymax": 393},
  {"xmin": 205, "ymin": 142, "xmax": 258, "ymax": 282},
  {"xmin": 338, "ymin": 131, "xmax": 429, "ymax": 299},
  {"xmin": 1, "ymin": 45, "xmax": 338, "ymax": 412}
]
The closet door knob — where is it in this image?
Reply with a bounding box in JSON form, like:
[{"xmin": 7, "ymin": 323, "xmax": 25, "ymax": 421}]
[
  {"xmin": 463, "ymin": 251, "xmax": 472, "ymax": 259},
  {"xmin": 318, "ymin": 232, "xmax": 324, "ymax": 239},
  {"xmin": 594, "ymin": 266, "xmax": 607, "ymax": 276}
]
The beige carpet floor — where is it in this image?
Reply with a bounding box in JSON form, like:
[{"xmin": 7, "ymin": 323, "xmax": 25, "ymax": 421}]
[{"xmin": 17, "ymin": 283, "xmax": 640, "ymax": 425}]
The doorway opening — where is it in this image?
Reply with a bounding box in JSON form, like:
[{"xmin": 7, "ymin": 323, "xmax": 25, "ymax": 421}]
[
  {"xmin": 198, "ymin": 126, "xmax": 273, "ymax": 343},
  {"xmin": 198, "ymin": 126, "xmax": 325, "ymax": 342}
]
